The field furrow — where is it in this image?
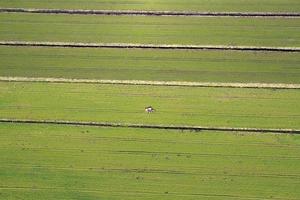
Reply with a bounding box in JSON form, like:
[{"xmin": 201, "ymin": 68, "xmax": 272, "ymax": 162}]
[
  {"xmin": 2, "ymin": 77, "xmax": 300, "ymax": 89},
  {"xmin": 1, "ymin": 8, "xmax": 300, "ymax": 17},
  {"xmin": 0, "ymin": 0, "xmax": 299, "ymax": 13},
  {"xmin": 1, "ymin": 119, "xmax": 299, "ymax": 134}
]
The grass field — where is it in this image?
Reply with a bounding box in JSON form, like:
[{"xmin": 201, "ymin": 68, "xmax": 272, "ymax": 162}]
[
  {"xmin": 0, "ymin": 0, "xmax": 300, "ymax": 13},
  {"xmin": 1, "ymin": 13, "xmax": 299, "ymax": 47},
  {"xmin": 1, "ymin": 82, "xmax": 300, "ymax": 129},
  {"xmin": 1, "ymin": 123, "xmax": 300, "ymax": 200},
  {"xmin": 1, "ymin": 46, "xmax": 300, "ymax": 83},
  {"xmin": 1, "ymin": 0, "xmax": 300, "ymax": 199}
]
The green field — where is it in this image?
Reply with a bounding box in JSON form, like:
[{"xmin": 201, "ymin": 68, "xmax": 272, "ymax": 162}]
[
  {"xmin": 1, "ymin": 46, "xmax": 300, "ymax": 83},
  {"xmin": 1, "ymin": 0, "xmax": 300, "ymax": 199},
  {"xmin": 1, "ymin": 82, "xmax": 300, "ymax": 129},
  {"xmin": 0, "ymin": 0, "xmax": 300, "ymax": 12},
  {"xmin": 1, "ymin": 123, "xmax": 300, "ymax": 200},
  {"xmin": 1, "ymin": 13, "xmax": 299, "ymax": 47}
]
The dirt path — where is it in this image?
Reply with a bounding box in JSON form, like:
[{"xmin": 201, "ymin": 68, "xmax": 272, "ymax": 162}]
[
  {"xmin": 1, "ymin": 41, "xmax": 300, "ymax": 52},
  {"xmin": 1, "ymin": 8, "xmax": 299, "ymax": 18},
  {"xmin": 1, "ymin": 76, "xmax": 300, "ymax": 89},
  {"xmin": 1, "ymin": 119, "xmax": 299, "ymax": 134}
]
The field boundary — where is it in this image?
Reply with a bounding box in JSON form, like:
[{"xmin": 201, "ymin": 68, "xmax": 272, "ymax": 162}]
[
  {"xmin": 1, "ymin": 119, "xmax": 299, "ymax": 134},
  {"xmin": 1, "ymin": 41, "xmax": 299, "ymax": 52},
  {"xmin": 0, "ymin": 8, "xmax": 299, "ymax": 18},
  {"xmin": 1, "ymin": 76, "xmax": 300, "ymax": 89}
]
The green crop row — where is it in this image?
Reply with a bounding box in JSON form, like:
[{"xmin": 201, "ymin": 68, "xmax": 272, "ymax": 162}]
[
  {"xmin": 1, "ymin": 46, "xmax": 299, "ymax": 83},
  {"xmin": 1, "ymin": 82, "xmax": 300, "ymax": 129},
  {"xmin": 1, "ymin": 123, "xmax": 300, "ymax": 200},
  {"xmin": 1, "ymin": 13, "xmax": 299, "ymax": 47}
]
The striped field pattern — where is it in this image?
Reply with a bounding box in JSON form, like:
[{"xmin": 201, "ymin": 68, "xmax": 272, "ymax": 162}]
[{"xmin": 0, "ymin": 1, "xmax": 300, "ymax": 200}]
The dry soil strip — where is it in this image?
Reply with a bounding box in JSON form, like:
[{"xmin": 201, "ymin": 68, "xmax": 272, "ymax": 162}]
[
  {"xmin": 0, "ymin": 8, "xmax": 299, "ymax": 18},
  {"xmin": 1, "ymin": 41, "xmax": 299, "ymax": 52},
  {"xmin": 1, "ymin": 76, "xmax": 300, "ymax": 89},
  {"xmin": 1, "ymin": 119, "xmax": 299, "ymax": 134}
]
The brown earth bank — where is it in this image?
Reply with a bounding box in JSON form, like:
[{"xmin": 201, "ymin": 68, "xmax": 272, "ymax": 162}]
[
  {"xmin": 1, "ymin": 41, "xmax": 300, "ymax": 52},
  {"xmin": 1, "ymin": 77, "xmax": 300, "ymax": 89},
  {"xmin": 1, "ymin": 8, "xmax": 300, "ymax": 18},
  {"xmin": 1, "ymin": 119, "xmax": 300, "ymax": 134}
]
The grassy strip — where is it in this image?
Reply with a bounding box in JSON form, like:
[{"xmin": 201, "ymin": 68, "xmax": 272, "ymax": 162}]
[
  {"xmin": 0, "ymin": 0, "xmax": 299, "ymax": 13},
  {"xmin": 1, "ymin": 123, "xmax": 300, "ymax": 200},
  {"xmin": 1, "ymin": 8, "xmax": 300, "ymax": 17},
  {"xmin": 2, "ymin": 77, "xmax": 300, "ymax": 89},
  {"xmin": 1, "ymin": 82, "xmax": 299, "ymax": 129},
  {"xmin": 0, "ymin": 13, "xmax": 299, "ymax": 47},
  {"xmin": 1, "ymin": 46, "xmax": 299, "ymax": 84}
]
